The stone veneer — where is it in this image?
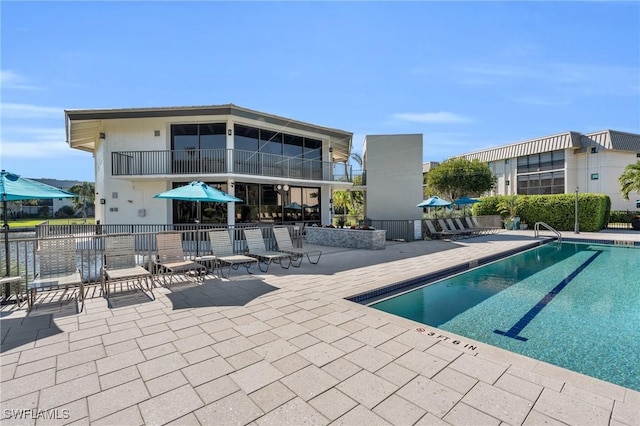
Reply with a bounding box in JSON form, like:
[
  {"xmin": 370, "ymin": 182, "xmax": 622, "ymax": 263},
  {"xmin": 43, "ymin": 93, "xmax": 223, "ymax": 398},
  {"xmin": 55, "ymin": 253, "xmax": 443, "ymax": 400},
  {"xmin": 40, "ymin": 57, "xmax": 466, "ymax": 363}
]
[{"xmin": 306, "ymin": 227, "xmax": 386, "ymax": 249}]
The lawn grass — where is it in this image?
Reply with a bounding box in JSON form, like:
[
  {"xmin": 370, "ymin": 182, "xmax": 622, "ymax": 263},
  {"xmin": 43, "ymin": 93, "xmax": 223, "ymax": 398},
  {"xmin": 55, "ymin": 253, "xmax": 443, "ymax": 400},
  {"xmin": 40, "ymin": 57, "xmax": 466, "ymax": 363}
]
[{"xmin": 4, "ymin": 218, "xmax": 96, "ymax": 228}]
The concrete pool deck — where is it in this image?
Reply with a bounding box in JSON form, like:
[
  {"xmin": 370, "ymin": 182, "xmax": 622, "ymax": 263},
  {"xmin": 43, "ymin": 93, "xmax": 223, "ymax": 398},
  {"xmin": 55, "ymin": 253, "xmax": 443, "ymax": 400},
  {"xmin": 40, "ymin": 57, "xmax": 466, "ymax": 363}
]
[{"xmin": 1, "ymin": 230, "xmax": 639, "ymax": 425}]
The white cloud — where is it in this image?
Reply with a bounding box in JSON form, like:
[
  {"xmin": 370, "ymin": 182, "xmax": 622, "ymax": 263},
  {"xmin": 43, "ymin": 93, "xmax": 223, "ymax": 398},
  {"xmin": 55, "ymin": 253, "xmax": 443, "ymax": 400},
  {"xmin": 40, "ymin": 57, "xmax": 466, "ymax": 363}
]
[
  {"xmin": 460, "ymin": 62, "xmax": 640, "ymax": 96},
  {"xmin": 1, "ymin": 127, "xmax": 69, "ymax": 159},
  {"xmin": 0, "ymin": 70, "xmax": 42, "ymax": 91},
  {"xmin": 513, "ymin": 96, "xmax": 572, "ymax": 106},
  {"xmin": 393, "ymin": 112, "xmax": 473, "ymax": 124},
  {"xmin": 1, "ymin": 103, "xmax": 63, "ymax": 119},
  {"xmin": 1, "ymin": 141, "xmax": 71, "ymax": 158}
]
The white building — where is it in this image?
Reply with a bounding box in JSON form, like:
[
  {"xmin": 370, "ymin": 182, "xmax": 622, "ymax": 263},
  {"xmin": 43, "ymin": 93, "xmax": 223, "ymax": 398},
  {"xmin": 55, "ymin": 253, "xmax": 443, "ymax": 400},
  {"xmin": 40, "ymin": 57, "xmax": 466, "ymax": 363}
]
[
  {"xmin": 458, "ymin": 130, "xmax": 640, "ymax": 211},
  {"xmin": 362, "ymin": 134, "xmax": 424, "ymax": 221},
  {"xmin": 65, "ymin": 104, "xmax": 353, "ymax": 226}
]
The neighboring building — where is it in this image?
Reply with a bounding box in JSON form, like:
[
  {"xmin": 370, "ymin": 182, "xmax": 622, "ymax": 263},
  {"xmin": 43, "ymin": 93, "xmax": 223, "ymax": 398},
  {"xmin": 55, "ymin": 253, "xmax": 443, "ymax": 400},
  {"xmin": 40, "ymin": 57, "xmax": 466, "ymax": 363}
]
[
  {"xmin": 457, "ymin": 130, "xmax": 640, "ymax": 211},
  {"xmin": 362, "ymin": 134, "xmax": 424, "ymax": 221},
  {"xmin": 422, "ymin": 161, "xmax": 439, "ymax": 173},
  {"xmin": 65, "ymin": 104, "xmax": 353, "ymax": 226}
]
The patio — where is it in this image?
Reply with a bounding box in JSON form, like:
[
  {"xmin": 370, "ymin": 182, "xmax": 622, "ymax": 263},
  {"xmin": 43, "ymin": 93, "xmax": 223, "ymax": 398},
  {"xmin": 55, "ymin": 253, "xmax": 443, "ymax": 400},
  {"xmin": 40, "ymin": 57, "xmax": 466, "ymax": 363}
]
[{"xmin": 1, "ymin": 230, "xmax": 639, "ymax": 425}]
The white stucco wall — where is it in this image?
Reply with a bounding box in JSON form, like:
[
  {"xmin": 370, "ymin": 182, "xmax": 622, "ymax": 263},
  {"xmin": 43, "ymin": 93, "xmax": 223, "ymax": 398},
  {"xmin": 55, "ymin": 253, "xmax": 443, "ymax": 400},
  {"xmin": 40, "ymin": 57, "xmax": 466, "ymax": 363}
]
[
  {"xmin": 363, "ymin": 134, "xmax": 423, "ymax": 220},
  {"xmin": 575, "ymin": 150, "xmax": 639, "ymax": 211},
  {"xmin": 487, "ymin": 148, "xmax": 639, "ymax": 211}
]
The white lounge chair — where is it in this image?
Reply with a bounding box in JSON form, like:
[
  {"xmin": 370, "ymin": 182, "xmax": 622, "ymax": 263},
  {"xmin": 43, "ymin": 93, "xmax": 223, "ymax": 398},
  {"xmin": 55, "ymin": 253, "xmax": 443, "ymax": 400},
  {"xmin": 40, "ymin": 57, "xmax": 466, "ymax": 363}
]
[
  {"xmin": 273, "ymin": 227, "xmax": 321, "ymax": 266},
  {"xmin": 102, "ymin": 233, "xmax": 153, "ymax": 304},
  {"xmin": 206, "ymin": 229, "xmax": 258, "ymax": 278},
  {"xmin": 243, "ymin": 228, "xmax": 292, "ymax": 272},
  {"xmin": 28, "ymin": 235, "xmax": 83, "ymax": 312}
]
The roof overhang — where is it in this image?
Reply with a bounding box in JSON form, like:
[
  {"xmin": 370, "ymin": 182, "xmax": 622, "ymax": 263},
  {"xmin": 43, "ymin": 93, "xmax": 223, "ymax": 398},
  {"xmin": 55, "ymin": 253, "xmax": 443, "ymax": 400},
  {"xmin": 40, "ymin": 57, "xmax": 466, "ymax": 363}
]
[
  {"xmin": 65, "ymin": 104, "xmax": 353, "ymax": 161},
  {"xmin": 461, "ymin": 131, "xmax": 583, "ymax": 162}
]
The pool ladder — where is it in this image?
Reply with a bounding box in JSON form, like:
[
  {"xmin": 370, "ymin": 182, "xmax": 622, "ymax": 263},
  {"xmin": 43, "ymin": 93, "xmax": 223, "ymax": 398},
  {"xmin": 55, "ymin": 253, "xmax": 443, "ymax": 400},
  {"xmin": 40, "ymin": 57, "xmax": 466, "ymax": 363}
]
[{"xmin": 534, "ymin": 222, "xmax": 562, "ymax": 243}]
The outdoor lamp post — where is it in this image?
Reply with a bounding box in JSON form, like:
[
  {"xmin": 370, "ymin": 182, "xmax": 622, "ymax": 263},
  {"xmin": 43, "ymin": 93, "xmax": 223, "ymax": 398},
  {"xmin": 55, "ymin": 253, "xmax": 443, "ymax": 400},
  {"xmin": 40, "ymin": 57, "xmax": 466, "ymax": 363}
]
[
  {"xmin": 276, "ymin": 184, "xmax": 289, "ymax": 223},
  {"xmin": 574, "ymin": 186, "xmax": 579, "ymax": 234}
]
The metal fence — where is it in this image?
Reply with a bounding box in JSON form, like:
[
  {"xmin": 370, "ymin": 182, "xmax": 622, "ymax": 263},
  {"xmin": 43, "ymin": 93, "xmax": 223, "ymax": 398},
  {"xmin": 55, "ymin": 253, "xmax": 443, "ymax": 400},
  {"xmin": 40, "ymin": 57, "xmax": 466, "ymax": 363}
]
[{"xmin": 1, "ymin": 224, "xmax": 303, "ymax": 295}]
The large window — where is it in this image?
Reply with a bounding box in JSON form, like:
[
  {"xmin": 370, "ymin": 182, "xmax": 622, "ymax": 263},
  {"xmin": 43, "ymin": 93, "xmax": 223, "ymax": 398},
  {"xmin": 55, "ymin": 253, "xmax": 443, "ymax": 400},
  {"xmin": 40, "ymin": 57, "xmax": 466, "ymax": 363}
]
[
  {"xmin": 516, "ymin": 150, "xmax": 565, "ymax": 195},
  {"xmin": 171, "ymin": 124, "xmax": 226, "ymax": 173},
  {"xmin": 234, "ymin": 183, "xmax": 321, "ymax": 224},
  {"xmin": 516, "ymin": 150, "xmax": 565, "ymax": 173},
  {"xmin": 517, "ymin": 171, "xmax": 565, "ymax": 195}
]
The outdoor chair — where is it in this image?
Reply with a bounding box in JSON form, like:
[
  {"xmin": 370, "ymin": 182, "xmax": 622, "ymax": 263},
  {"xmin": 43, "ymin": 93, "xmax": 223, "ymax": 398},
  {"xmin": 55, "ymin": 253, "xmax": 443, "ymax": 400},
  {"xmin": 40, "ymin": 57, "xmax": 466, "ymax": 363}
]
[
  {"xmin": 243, "ymin": 228, "xmax": 292, "ymax": 272},
  {"xmin": 462, "ymin": 217, "xmax": 489, "ymax": 235},
  {"xmin": 455, "ymin": 218, "xmax": 482, "ymax": 236},
  {"xmin": 154, "ymin": 232, "xmax": 206, "ymax": 286},
  {"xmin": 206, "ymin": 229, "xmax": 258, "ymax": 278},
  {"xmin": 424, "ymin": 220, "xmax": 457, "ymax": 240},
  {"xmin": 273, "ymin": 226, "xmax": 322, "ymax": 266},
  {"xmin": 438, "ymin": 219, "xmax": 470, "ymax": 239},
  {"xmin": 28, "ymin": 235, "xmax": 83, "ymax": 312},
  {"xmin": 446, "ymin": 218, "xmax": 475, "ymax": 238},
  {"xmin": 102, "ymin": 233, "xmax": 153, "ymax": 304}
]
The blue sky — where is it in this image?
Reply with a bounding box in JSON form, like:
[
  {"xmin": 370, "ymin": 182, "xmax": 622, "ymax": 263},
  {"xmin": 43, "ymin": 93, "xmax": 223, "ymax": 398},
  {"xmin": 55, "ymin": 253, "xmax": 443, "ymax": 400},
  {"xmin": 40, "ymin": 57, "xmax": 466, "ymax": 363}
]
[{"xmin": 2, "ymin": 1, "xmax": 639, "ymax": 182}]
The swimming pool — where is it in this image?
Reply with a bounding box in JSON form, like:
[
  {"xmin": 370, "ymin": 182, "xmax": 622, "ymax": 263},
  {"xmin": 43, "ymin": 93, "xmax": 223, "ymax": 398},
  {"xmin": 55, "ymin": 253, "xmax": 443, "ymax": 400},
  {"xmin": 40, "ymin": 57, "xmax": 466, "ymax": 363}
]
[{"xmin": 370, "ymin": 241, "xmax": 640, "ymax": 391}]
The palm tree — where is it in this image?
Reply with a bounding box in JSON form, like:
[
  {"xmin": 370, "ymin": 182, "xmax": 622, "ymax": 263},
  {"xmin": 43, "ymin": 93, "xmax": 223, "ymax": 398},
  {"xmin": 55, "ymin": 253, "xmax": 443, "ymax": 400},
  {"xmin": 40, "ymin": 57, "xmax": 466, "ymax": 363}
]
[
  {"xmin": 69, "ymin": 181, "xmax": 95, "ymax": 220},
  {"xmin": 618, "ymin": 160, "xmax": 640, "ymax": 200}
]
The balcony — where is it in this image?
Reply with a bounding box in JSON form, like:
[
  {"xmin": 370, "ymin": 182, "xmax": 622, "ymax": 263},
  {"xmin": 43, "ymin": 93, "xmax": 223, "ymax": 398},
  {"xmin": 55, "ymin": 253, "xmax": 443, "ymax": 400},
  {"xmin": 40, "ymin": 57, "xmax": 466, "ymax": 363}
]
[{"xmin": 111, "ymin": 149, "xmax": 352, "ymax": 182}]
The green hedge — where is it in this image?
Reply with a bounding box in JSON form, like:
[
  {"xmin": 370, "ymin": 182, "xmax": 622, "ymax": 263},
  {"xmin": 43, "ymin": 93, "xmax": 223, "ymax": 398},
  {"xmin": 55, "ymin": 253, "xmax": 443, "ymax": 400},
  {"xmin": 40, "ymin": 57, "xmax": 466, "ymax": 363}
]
[
  {"xmin": 471, "ymin": 194, "xmax": 611, "ymax": 232},
  {"xmin": 610, "ymin": 210, "xmax": 640, "ymax": 223}
]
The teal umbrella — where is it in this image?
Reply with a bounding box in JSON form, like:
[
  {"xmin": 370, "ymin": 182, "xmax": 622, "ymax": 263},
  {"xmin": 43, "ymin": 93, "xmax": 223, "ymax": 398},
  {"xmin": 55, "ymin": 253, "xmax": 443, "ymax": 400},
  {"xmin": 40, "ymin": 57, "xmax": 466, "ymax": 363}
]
[
  {"xmin": 453, "ymin": 196, "xmax": 480, "ymax": 206},
  {"xmin": 453, "ymin": 196, "xmax": 481, "ymax": 215},
  {"xmin": 1, "ymin": 170, "xmax": 76, "ymax": 301},
  {"xmin": 154, "ymin": 181, "xmax": 242, "ymax": 203},
  {"xmin": 416, "ymin": 196, "xmax": 451, "ymax": 208},
  {"xmin": 284, "ymin": 202, "xmax": 303, "ymax": 210},
  {"xmin": 154, "ymin": 181, "xmax": 242, "ymax": 256},
  {"xmin": 417, "ymin": 196, "xmax": 451, "ymax": 218}
]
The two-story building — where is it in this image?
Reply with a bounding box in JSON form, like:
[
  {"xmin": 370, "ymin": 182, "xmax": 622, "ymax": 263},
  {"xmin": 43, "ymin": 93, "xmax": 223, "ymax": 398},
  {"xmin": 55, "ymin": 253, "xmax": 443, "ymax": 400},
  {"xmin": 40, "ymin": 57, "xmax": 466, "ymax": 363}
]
[
  {"xmin": 65, "ymin": 104, "xmax": 353, "ymax": 227},
  {"xmin": 458, "ymin": 130, "xmax": 640, "ymax": 211}
]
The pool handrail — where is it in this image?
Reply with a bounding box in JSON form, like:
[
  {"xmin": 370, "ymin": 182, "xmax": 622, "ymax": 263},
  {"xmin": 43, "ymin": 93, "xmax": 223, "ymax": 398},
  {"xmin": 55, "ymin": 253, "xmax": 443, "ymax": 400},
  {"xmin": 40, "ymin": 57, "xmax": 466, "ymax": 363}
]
[{"xmin": 534, "ymin": 222, "xmax": 562, "ymax": 243}]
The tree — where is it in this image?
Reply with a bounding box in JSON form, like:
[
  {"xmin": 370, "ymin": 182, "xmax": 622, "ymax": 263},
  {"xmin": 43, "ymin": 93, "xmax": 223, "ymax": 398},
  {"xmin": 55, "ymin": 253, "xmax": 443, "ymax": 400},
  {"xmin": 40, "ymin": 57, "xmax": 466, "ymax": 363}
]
[
  {"xmin": 69, "ymin": 181, "xmax": 95, "ymax": 220},
  {"xmin": 426, "ymin": 157, "xmax": 494, "ymax": 201},
  {"xmin": 332, "ymin": 190, "xmax": 351, "ymax": 217},
  {"xmin": 618, "ymin": 160, "xmax": 640, "ymax": 200}
]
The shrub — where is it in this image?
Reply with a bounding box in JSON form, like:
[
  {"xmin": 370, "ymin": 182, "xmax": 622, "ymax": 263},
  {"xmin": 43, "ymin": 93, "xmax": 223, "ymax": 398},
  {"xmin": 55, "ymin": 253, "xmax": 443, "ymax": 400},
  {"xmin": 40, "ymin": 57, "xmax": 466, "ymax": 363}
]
[{"xmin": 473, "ymin": 194, "xmax": 610, "ymax": 232}]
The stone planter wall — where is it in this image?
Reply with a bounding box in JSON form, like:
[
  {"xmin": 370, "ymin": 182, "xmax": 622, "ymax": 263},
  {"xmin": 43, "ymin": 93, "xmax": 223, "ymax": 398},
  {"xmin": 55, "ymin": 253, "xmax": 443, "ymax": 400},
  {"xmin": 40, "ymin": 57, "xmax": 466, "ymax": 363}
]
[{"xmin": 306, "ymin": 227, "xmax": 386, "ymax": 250}]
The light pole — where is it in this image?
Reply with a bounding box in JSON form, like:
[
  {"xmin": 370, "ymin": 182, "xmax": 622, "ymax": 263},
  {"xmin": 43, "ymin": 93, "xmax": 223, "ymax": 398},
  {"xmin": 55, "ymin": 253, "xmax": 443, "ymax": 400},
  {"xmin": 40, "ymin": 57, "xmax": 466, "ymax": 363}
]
[
  {"xmin": 276, "ymin": 184, "xmax": 289, "ymax": 224},
  {"xmin": 574, "ymin": 186, "xmax": 579, "ymax": 234}
]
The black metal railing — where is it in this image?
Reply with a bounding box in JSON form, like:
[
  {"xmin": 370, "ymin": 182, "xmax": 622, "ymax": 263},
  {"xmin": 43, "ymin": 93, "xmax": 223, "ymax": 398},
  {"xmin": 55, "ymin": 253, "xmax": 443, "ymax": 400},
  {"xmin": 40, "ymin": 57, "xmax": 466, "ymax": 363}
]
[
  {"xmin": 2, "ymin": 224, "xmax": 304, "ymax": 294},
  {"xmin": 112, "ymin": 148, "xmax": 351, "ymax": 182}
]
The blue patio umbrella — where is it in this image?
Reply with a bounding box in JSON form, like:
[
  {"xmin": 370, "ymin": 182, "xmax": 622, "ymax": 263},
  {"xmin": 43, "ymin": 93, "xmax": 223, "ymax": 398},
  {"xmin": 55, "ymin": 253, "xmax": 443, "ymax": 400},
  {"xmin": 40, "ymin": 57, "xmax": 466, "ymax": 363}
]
[
  {"xmin": 417, "ymin": 196, "xmax": 452, "ymax": 218},
  {"xmin": 416, "ymin": 196, "xmax": 451, "ymax": 208},
  {"xmin": 154, "ymin": 181, "xmax": 242, "ymax": 255},
  {"xmin": 284, "ymin": 202, "xmax": 303, "ymax": 210},
  {"xmin": 453, "ymin": 196, "xmax": 480, "ymax": 205},
  {"xmin": 453, "ymin": 196, "xmax": 481, "ymax": 215},
  {"xmin": 1, "ymin": 170, "xmax": 76, "ymax": 301},
  {"xmin": 154, "ymin": 181, "xmax": 242, "ymax": 204}
]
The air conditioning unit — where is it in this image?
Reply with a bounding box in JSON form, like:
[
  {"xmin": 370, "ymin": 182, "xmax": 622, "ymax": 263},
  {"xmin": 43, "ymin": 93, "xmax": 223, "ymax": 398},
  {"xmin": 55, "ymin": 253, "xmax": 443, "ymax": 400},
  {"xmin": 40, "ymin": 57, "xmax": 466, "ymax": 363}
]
[{"xmin": 138, "ymin": 209, "xmax": 146, "ymax": 217}]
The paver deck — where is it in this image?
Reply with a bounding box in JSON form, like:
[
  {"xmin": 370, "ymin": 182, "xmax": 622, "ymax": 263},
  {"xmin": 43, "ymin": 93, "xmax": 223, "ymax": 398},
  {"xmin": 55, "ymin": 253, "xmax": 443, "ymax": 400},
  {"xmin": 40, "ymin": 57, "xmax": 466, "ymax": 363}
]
[{"xmin": 1, "ymin": 230, "xmax": 639, "ymax": 425}]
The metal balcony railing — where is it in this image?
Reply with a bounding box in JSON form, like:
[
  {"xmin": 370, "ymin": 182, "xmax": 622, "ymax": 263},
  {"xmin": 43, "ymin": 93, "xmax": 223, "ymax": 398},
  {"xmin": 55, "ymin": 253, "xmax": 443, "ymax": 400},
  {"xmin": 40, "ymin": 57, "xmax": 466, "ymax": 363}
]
[{"xmin": 111, "ymin": 148, "xmax": 351, "ymax": 182}]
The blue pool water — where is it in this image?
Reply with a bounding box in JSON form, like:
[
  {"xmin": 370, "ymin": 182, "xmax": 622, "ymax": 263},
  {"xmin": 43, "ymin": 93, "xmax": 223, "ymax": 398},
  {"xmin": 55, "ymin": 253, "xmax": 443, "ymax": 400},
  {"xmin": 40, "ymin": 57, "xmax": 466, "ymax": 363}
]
[{"xmin": 371, "ymin": 242, "xmax": 640, "ymax": 391}]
